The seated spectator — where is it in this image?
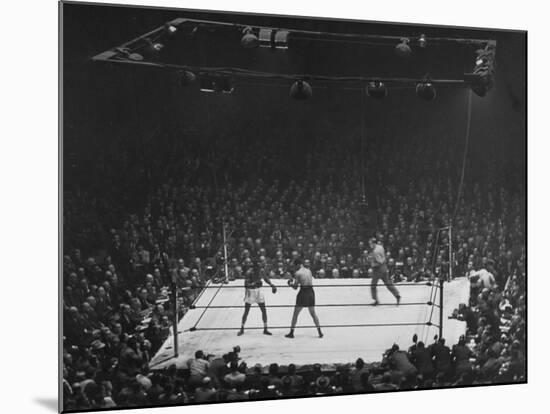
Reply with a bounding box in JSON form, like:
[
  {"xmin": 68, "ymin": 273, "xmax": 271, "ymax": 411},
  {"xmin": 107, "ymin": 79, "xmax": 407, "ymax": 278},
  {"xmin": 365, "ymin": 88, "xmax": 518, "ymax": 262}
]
[
  {"xmin": 452, "ymin": 335, "xmax": 474, "ymax": 377},
  {"xmin": 375, "ymin": 372, "xmax": 398, "ymax": 391},
  {"xmin": 385, "ymin": 344, "xmax": 417, "ymax": 381},
  {"xmin": 431, "ymin": 338, "xmax": 453, "ymax": 379},
  {"xmin": 350, "ymin": 358, "xmax": 370, "ymax": 392},
  {"xmin": 224, "ymin": 362, "xmax": 246, "ymax": 388},
  {"xmin": 186, "ymin": 350, "xmax": 210, "ymax": 388},
  {"xmin": 119, "ymin": 337, "xmax": 145, "ymax": 379},
  {"xmin": 245, "ymin": 364, "xmax": 264, "ymax": 390},
  {"xmin": 281, "ymin": 363, "xmax": 304, "ymax": 393},
  {"xmin": 194, "ymin": 377, "xmax": 216, "ymax": 403},
  {"xmin": 358, "ymin": 371, "xmax": 375, "ymax": 392},
  {"xmin": 480, "ymin": 349, "xmax": 502, "ymax": 380},
  {"xmin": 267, "ymin": 363, "xmax": 283, "ymax": 389},
  {"xmin": 280, "ymin": 375, "xmax": 296, "ymax": 397},
  {"xmin": 207, "ymin": 352, "xmax": 232, "ymax": 387},
  {"xmin": 411, "ymin": 341, "xmax": 434, "ymax": 379}
]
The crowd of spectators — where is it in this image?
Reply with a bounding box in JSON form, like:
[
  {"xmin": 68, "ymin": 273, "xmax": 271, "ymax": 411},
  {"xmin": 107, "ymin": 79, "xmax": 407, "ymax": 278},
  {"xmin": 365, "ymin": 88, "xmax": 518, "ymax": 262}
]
[{"xmin": 62, "ymin": 126, "xmax": 525, "ymax": 410}]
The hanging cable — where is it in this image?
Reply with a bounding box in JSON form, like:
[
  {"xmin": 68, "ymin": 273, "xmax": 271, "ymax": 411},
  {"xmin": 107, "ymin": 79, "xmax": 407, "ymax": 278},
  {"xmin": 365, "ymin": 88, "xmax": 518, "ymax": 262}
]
[
  {"xmin": 360, "ymin": 87, "xmax": 366, "ymax": 202},
  {"xmin": 452, "ymin": 89, "xmax": 473, "ymax": 222}
]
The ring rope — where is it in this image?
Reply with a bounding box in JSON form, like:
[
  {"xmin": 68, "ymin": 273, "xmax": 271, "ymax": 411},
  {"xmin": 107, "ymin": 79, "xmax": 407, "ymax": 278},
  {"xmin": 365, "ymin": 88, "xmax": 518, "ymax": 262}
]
[
  {"xmin": 188, "ymin": 279, "xmax": 211, "ymax": 308},
  {"xmin": 187, "ymin": 321, "xmax": 430, "ymax": 332},
  {"xmin": 192, "ymin": 281, "xmax": 436, "ymax": 289},
  {"xmin": 191, "ymin": 279, "xmax": 226, "ymax": 331},
  {"xmin": 426, "ymin": 283, "xmax": 439, "ymax": 327},
  {"xmin": 189, "ymin": 301, "xmax": 434, "ymax": 309}
]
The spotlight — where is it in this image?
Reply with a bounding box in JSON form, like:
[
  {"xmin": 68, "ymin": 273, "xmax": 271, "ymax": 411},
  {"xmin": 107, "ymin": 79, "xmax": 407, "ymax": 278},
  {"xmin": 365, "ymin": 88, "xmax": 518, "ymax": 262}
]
[
  {"xmin": 395, "ymin": 37, "xmax": 411, "ymax": 57},
  {"xmin": 144, "ymin": 39, "xmax": 164, "ymax": 57},
  {"xmin": 290, "ymin": 80, "xmax": 312, "ymax": 100},
  {"xmin": 241, "ymin": 27, "xmax": 259, "ymax": 48},
  {"xmin": 258, "ymin": 28, "xmax": 289, "ymax": 49},
  {"xmin": 151, "ymin": 42, "xmax": 164, "ymax": 52},
  {"xmin": 274, "ymin": 30, "xmax": 290, "ymax": 50},
  {"xmin": 200, "ymin": 76, "xmax": 234, "ymax": 94},
  {"xmin": 418, "ymin": 34, "xmax": 427, "ymax": 48},
  {"xmin": 128, "ymin": 53, "xmax": 144, "ymax": 61},
  {"xmin": 470, "ymin": 77, "xmax": 493, "ymax": 97},
  {"xmin": 416, "ymin": 81, "xmax": 437, "ymax": 101},
  {"xmin": 126, "ymin": 52, "xmax": 143, "ymax": 62},
  {"xmin": 366, "ymin": 81, "xmax": 387, "ymax": 99},
  {"xmin": 116, "ymin": 47, "xmax": 144, "ymax": 61},
  {"xmin": 164, "ymin": 23, "xmax": 178, "ymax": 36},
  {"xmin": 259, "ymin": 28, "xmax": 274, "ymax": 48},
  {"xmin": 469, "ymin": 45, "xmax": 495, "ymax": 97},
  {"xmin": 177, "ymin": 70, "xmax": 197, "ymax": 86}
]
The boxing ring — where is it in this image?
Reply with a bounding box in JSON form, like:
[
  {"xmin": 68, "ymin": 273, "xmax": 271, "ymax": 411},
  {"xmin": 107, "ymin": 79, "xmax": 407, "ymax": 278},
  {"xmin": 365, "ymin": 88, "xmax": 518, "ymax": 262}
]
[{"xmin": 149, "ymin": 277, "xmax": 470, "ymax": 369}]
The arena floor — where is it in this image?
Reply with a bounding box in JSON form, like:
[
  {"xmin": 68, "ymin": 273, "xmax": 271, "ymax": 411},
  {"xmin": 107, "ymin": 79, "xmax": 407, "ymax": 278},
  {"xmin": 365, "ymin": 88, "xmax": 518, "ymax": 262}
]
[{"xmin": 149, "ymin": 277, "xmax": 470, "ymax": 369}]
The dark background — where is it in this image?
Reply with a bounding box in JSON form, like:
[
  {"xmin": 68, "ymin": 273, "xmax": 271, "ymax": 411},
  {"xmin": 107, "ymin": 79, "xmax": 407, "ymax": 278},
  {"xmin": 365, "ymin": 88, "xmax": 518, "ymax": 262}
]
[{"xmin": 62, "ymin": 1, "xmax": 526, "ymax": 203}]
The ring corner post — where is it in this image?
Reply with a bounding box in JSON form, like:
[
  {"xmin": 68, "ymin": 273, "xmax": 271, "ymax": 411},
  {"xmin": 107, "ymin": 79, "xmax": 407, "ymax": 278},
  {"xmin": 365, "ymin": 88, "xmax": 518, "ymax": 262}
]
[
  {"xmin": 448, "ymin": 222, "xmax": 453, "ymax": 282},
  {"xmin": 222, "ymin": 221, "xmax": 230, "ymax": 283},
  {"xmin": 171, "ymin": 272, "xmax": 179, "ymax": 359},
  {"xmin": 439, "ymin": 277, "xmax": 444, "ymax": 340}
]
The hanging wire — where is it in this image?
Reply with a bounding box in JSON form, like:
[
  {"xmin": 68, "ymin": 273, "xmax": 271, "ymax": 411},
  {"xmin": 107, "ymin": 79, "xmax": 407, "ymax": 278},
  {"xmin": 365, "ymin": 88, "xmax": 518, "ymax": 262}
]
[
  {"xmin": 360, "ymin": 87, "xmax": 366, "ymax": 202},
  {"xmin": 452, "ymin": 89, "xmax": 474, "ymax": 222}
]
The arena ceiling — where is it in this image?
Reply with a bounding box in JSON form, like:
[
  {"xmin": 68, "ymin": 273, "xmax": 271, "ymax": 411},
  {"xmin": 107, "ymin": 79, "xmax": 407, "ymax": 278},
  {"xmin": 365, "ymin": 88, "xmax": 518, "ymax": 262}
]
[{"xmin": 61, "ymin": 2, "xmax": 525, "ymax": 174}]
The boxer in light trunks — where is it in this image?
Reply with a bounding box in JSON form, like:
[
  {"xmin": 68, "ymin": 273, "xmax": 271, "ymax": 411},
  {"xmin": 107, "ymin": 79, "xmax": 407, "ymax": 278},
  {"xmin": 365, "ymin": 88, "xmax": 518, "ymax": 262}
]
[
  {"xmin": 285, "ymin": 258, "xmax": 323, "ymax": 338},
  {"xmin": 368, "ymin": 237, "xmax": 401, "ymax": 306},
  {"xmin": 238, "ymin": 263, "xmax": 277, "ymax": 336}
]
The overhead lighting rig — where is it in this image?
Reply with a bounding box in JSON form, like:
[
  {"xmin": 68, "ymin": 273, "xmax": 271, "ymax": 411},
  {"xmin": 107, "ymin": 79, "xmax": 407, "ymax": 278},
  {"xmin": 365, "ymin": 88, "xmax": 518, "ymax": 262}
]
[
  {"xmin": 240, "ymin": 27, "xmax": 259, "ymax": 48},
  {"xmin": 366, "ymin": 81, "xmax": 388, "ymax": 99},
  {"xmin": 395, "ymin": 37, "xmax": 412, "ymax": 57},
  {"xmin": 177, "ymin": 70, "xmax": 197, "ymax": 86},
  {"xmin": 416, "ymin": 78, "xmax": 437, "ymax": 101},
  {"xmin": 92, "ymin": 17, "xmax": 497, "ymax": 101},
  {"xmin": 289, "ymin": 79, "xmax": 313, "ymax": 100},
  {"xmin": 418, "ymin": 34, "xmax": 427, "ymax": 48}
]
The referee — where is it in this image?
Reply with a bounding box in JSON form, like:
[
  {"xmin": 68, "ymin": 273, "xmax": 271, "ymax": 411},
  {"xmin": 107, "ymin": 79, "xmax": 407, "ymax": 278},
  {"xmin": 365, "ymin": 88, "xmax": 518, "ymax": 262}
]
[{"xmin": 368, "ymin": 237, "xmax": 401, "ymax": 306}]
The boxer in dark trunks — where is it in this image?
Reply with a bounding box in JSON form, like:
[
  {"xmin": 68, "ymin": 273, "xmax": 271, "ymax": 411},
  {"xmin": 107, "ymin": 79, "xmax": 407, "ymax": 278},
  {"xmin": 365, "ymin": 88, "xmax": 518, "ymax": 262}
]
[
  {"xmin": 285, "ymin": 258, "xmax": 323, "ymax": 338},
  {"xmin": 238, "ymin": 263, "xmax": 277, "ymax": 336}
]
